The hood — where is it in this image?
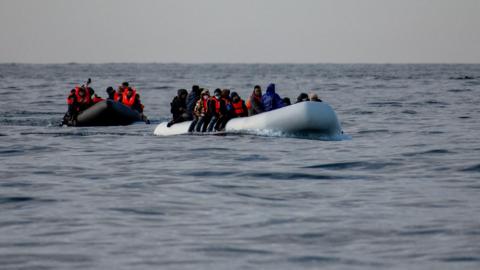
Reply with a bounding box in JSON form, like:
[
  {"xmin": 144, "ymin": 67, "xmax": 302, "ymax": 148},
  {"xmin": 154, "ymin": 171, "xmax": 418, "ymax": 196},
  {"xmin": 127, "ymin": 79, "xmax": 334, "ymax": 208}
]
[
  {"xmin": 266, "ymin": 83, "xmax": 275, "ymax": 95},
  {"xmin": 177, "ymin": 89, "xmax": 188, "ymax": 97}
]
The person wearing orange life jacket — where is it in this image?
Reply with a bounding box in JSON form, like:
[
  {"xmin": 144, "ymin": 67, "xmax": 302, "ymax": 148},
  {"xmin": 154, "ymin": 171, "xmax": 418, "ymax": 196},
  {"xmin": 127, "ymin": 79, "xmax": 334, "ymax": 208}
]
[
  {"xmin": 62, "ymin": 86, "xmax": 94, "ymax": 125},
  {"xmin": 206, "ymin": 88, "xmax": 226, "ymax": 132},
  {"xmin": 119, "ymin": 86, "xmax": 144, "ymax": 113},
  {"xmin": 106, "ymin": 87, "xmax": 119, "ymax": 101},
  {"xmin": 214, "ymin": 89, "xmax": 234, "ymax": 131},
  {"xmin": 230, "ymin": 92, "xmax": 248, "ymax": 117},
  {"xmin": 189, "ymin": 89, "xmax": 210, "ymax": 132},
  {"xmin": 247, "ymin": 85, "xmax": 264, "ymax": 116}
]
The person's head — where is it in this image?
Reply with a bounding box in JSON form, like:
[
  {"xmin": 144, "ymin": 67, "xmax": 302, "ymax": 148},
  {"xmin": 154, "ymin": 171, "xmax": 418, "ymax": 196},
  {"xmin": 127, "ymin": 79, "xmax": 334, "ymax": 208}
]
[
  {"xmin": 231, "ymin": 92, "xmax": 241, "ymax": 103},
  {"xmin": 122, "ymin": 82, "xmax": 129, "ymax": 87},
  {"xmin": 106, "ymin": 87, "xmax": 114, "ymax": 94},
  {"xmin": 78, "ymin": 87, "xmax": 86, "ymax": 97},
  {"xmin": 221, "ymin": 89, "xmax": 230, "ymax": 98},
  {"xmin": 253, "ymin": 85, "xmax": 262, "ymax": 97},
  {"xmin": 309, "ymin": 92, "xmax": 320, "ymax": 101},
  {"xmin": 177, "ymin": 89, "xmax": 188, "ymax": 99},
  {"xmin": 192, "ymin": 85, "xmax": 200, "ymax": 95},
  {"xmin": 282, "ymin": 97, "xmax": 291, "ymax": 106},
  {"xmin": 201, "ymin": 89, "xmax": 210, "ymax": 100},
  {"xmin": 214, "ymin": 88, "xmax": 222, "ymax": 99},
  {"xmin": 127, "ymin": 87, "xmax": 135, "ymax": 97},
  {"xmin": 297, "ymin": 92, "xmax": 309, "ymax": 102}
]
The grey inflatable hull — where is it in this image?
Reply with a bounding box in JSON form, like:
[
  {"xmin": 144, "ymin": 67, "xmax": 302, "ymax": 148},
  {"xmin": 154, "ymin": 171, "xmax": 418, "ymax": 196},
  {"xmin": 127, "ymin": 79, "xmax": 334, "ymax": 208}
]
[
  {"xmin": 73, "ymin": 100, "xmax": 142, "ymax": 126},
  {"xmin": 154, "ymin": 101, "xmax": 342, "ymax": 137}
]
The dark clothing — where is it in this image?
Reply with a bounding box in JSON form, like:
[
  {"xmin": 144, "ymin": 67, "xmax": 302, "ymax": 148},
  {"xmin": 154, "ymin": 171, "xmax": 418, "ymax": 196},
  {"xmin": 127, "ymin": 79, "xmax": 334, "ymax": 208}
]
[
  {"xmin": 248, "ymin": 94, "xmax": 264, "ymax": 116},
  {"xmin": 167, "ymin": 90, "xmax": 188, "ymax": 127},
  {"xmin": 208, "ymin": 97, "xmax": 226, "ymax": 117},
  {"xmin": 262, "ymin": 84, "xmax": 284, "ymax": 112},
  {"xmin": 130, "ymin": 94, "xmax": 144, "ymax": 113},
  {"xmin": 186, "ymin": 90, "xmax": 200, "ymax": 120},
  {"xmin": 296, "ymin": 93, "xmax": 310, "ymax": 103},
  {"xmin": 170, "ymin": 96, "xmax": 187, "ymax": 120}
]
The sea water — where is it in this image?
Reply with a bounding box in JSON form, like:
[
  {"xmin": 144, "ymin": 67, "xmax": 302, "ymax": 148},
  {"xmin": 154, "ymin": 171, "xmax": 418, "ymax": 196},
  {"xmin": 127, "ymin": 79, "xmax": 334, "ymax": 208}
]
[{"xmin": 1, "ymin": 63, "xmax": 479, "ymax": 269}]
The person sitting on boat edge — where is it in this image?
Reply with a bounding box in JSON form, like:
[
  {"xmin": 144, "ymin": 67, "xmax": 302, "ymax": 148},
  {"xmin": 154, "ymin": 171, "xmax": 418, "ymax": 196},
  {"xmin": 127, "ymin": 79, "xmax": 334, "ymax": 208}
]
[
  {"xmin": 262, "ymin": 83, "xmax": 284, "ymax": 112},
  {"xmin": 167, "ymin": 89, "xmax": 189, "ymax": 127},
  {"xmin": 230, "ymin": 92, "xmax": 248, "ymax": 118},
  {"xmin": 119, "ymin": 86, "xmax": 150, "ymax": 124},
  {"xmin": 309, "ymin": 92, "xmax": 322, "ymax": 102},
  {"xmin": 106, "ymin": 86, "xmax": 119, "ymax": 101},
  {"xmin": 247, "ymin": 85, "xmax": 264, "ymax": 116},
  {"xmin": 215, "ymin": 89, "xmax": 233, "ymax": 131},
  {"xmin": 116, "ymin": 82, "xmax": 129, "ymax": 102},
  {"xmin": 282, "ymin": 97, "xmax": 291, "ymax": 106},
  {"xmin": 62, "ymin": 86, "xmax": 94, "ymax": 125},
  {"xmin": 189, "ymin": 89, "xmax": 210, "ymax": 132},
  {"xmin": 206, "ymin": 88, "xmax": 226, "ymax": 132},
  {"xmin": 296, "ymin": 92, "xmax": 309, "ymax": 103},
  {"xmin": 186, "ymin": 85, "xmax": 201, "ymax": 121}
]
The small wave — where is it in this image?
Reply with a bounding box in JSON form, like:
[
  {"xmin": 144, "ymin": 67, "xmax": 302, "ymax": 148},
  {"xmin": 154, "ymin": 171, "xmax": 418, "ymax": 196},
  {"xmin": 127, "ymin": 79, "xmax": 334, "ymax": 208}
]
[
  {"xmin": 0, "ymin": 196, "xmax": 57, "ymax": 204},
  {"xmin": 402, "ymin": 149, "xmax": 453, "ymax": 157},
  {"xmin": 439, "ymin": 256, "xmax": 480, "ymax": 262},
  {"xmin": 450, "ymin": 76, "xmax": 475, "ymax": 80},
  {"xmin": 448, "ymin": 88, "xmax": 472, "ymax": 93},
  {"xmin": 303, "ymin": 161, "xmax": 398, "ymax": 170},
  {"xmin": 238, "ymin": 171, "xmax": 349, "ymax": 180},
  {"xmin": 368, "ymin": 101, "xmax": 403, "ymax": 107},
  {"xmin": 460, "ymin": 164, "xmax": 480, "ymax": 172}
]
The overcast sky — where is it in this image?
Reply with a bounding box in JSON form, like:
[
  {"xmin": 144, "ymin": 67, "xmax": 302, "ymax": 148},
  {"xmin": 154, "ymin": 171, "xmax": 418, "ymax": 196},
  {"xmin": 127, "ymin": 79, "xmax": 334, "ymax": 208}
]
[{"xmin": 0, "ymin": 0, "xmax": 479, "ymax": 63}]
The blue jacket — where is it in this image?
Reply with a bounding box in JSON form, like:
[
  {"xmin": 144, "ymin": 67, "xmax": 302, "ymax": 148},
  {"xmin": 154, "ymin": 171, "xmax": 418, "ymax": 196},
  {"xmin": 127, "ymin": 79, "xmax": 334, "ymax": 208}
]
[{"xmin": 261, "ymin": 84, "xmax": 284, "ymax": 112}]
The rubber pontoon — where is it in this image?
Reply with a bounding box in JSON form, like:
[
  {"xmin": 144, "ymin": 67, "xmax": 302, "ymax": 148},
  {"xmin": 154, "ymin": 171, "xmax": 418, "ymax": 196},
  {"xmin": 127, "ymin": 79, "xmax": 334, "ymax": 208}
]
[
  {"xmin": 154, "ymin": 101, "xmax": 342, "ymax": 137},
  {"xmin": 69, "ymin": 100, "xmax": 143, "ymax": 126}
]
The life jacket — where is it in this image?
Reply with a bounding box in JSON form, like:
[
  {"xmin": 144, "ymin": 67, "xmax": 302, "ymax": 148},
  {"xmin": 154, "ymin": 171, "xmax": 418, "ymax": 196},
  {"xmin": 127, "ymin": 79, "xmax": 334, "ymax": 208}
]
[
  {"xmin": 121, "ymin": 88, "xmax": 137, "ymax": 107},
  {"xmin": 93, "ymin": 95, "xmax": 104, "ymax": 103},
  {"xmin": 232, "ymin": 99, "xmax": 245, "ymax": 116},
  {"xmin": 246, "ymin": 95, "xmax": 260, "ymax": 109},
  {"xmin": 210, "ymin": 96, "xmax": 221, "ymax": 114},
  {"xmin": 74, "ymin": 86, "xmax": 91, "ymax": 104},
  {"xmin": 113, "ymin": 92, "xmax": 120, "ymax": 101}
]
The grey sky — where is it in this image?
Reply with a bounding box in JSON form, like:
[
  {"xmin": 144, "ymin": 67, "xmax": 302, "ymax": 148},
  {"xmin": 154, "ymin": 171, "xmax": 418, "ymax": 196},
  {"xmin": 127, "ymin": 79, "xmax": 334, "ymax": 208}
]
[{"xmin": 1, "ymin": 0, "xmax": 479, "ymax": 63}]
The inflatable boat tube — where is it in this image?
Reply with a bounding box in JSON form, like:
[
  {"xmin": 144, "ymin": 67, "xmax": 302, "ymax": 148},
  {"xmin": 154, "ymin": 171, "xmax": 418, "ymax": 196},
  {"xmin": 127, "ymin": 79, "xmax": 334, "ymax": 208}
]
[
  {"xmin": 154, "ymin": 101, "xmax": 342, "ymax": 137},
  {"xmin": 73, "ymin": 100, "xmax": 143, "ymax": 126}
]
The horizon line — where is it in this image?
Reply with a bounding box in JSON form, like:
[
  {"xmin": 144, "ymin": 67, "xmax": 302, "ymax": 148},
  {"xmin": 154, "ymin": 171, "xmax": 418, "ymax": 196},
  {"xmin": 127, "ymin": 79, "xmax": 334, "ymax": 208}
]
[{"xmin": 1, "ymin": 61, "xmax": 479, "ymax": 65}]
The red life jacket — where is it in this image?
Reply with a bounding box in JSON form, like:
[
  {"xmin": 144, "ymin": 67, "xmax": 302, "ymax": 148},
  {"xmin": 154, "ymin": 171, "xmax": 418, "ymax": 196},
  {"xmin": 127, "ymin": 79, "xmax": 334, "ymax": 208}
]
[
  {"xmin": 210, "ymin": 96, "xmax": 221, "ymax": 114},
  {"xmin": 113, "ymin": 92, "xmax": 120, "ymax": 102},
  {"xmin": 121, "ymin": 88, "xmax": 137, "ymax": 107},
  {"xmin": 93, "ymin": 95, "xmax": 104, "ymax": 103},
  {"xmin": 202, "ymin": 99, "xmax": 208, "ymax": 113},
  {"xmin": 232, "ymin": 99, "xmax": 245, "ymax": 116},
  {"xmin": 74, "ymin": 86, "xmax": 91, "ymax": 104}
]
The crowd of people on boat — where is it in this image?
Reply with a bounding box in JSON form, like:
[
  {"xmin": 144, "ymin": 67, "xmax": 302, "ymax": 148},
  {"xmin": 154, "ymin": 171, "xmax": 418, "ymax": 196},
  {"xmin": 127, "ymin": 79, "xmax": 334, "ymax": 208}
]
[
  {"xmin": 62, "ymin": 80, "xmax": 149, "ymax": 125},
  {"xmin": 167, "ymin": 83, "xmax": 322, "ymax": 132}
]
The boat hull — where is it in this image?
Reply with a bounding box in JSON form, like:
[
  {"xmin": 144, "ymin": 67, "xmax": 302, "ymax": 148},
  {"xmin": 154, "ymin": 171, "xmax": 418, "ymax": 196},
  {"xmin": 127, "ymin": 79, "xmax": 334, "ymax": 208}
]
[
  {"xmin": 72, "ymin": 100, "xmax": 143, "ymax": 126},
  {"xmin": 154, "ymin": 101, "xmax": 342, "ymax": 137}
]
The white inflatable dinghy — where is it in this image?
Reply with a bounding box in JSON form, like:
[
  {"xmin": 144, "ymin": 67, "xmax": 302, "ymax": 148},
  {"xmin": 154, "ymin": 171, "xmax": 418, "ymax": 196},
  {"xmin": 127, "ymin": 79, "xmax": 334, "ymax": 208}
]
[{"xmin": 154, "ymin": 101, "xmax": 342, "ymax": 137}]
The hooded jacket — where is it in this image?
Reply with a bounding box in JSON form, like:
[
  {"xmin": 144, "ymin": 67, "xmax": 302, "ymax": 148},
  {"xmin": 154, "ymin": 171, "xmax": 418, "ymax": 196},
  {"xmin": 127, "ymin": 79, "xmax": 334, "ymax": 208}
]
[
  {"xmin": 261, "ymin": 84, "xmax": 284, "ymax": 112},
  {"xmin": 170, "ymin": 89, "xmax": 188, "ymax": 119}
]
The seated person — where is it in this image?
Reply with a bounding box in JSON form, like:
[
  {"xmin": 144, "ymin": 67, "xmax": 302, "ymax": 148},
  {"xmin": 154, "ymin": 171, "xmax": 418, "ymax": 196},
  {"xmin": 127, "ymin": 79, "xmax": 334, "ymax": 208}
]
[
  {"xmin": 309, "ymin": 92, "xmax": 322, "ymax": 102},
  {"xmin": 206, "ymin": 89, "xmax": 226, "ymax": 132},
  {"xmin": 230, "ymin": 92, "xmax": 248, "ymax": 118},
  {"xmin": 189, "ymin": 89, "xmax": 210, "ymax": 132},
  {"xmin": 296, "ymin": 93, "xmax": 310, "ymax": 103},
  {"xmin": 247, "ymin": 85, "xmax": 264, "ymax": 116},
  {"xmin": 62, "ymin": 86, "xmax": 94, "ymax": 125},
  {"xmin": 167, "ymin": 89, "xmax": 188, "ymax": 127},
  {"xmin": 262, "ymin": 83, "xmax": 284, "ymax": 112}
]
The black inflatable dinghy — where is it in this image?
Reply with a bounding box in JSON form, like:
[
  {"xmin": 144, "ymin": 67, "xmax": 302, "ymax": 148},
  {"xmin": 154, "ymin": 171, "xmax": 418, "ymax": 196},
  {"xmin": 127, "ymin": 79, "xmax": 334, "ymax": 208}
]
[{"xmin": 68, "ymin": 100, "xmax": 143, "ymax": 126}]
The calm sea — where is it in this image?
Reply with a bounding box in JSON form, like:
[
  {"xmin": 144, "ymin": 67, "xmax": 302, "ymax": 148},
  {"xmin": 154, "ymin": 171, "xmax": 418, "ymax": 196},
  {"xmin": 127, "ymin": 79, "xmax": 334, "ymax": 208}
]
[{"xmin": 1, "ymin": 63, "xmax": 479, "ymax": 269}]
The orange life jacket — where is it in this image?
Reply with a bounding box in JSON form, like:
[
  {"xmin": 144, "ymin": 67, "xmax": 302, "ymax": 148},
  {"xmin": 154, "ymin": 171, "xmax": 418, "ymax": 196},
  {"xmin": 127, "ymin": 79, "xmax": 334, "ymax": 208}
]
[
  {"xmin": 232, "ymin": 99, "xmax": 245, "ymax": 116},
  {"xmin": 121, "ymin": 88, "xmax": 137, "ymax": 107},
  {"xmin": 113, "ymin": 92, "xmax": 120, "ymax": 101},
  {"xmin": 74, "ymin": 86, "xmax": 91, "ymax": 104},
  {"xmin": 210, "ymin": 96, "xmax": 221, "ymax": 114}
]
